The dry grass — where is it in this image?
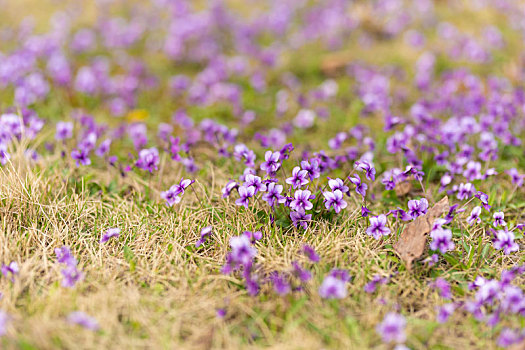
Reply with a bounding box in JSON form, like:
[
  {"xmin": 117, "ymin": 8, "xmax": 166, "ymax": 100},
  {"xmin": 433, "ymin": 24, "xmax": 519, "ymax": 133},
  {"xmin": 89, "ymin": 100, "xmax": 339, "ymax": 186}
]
[{"xmin": 0, "ymin": 140, "xmax": 521, "ymax": 349}]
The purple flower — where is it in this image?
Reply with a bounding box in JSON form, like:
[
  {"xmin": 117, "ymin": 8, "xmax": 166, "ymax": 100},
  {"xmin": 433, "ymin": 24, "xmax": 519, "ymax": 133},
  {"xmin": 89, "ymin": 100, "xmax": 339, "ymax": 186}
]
[
  {"xmin": 262, "ymin": 182, "xmax": 285, "ymax": 207},
  {"xmin": 61, "ymin": 264, "xmax": 84, "ymax": 288},
  {"xmin": 467, "ymin": 206, "xmax": 482, "ymax": 225},
  {"xmin": 493, "ymin": 212, "xmax": 506, "ymax": 227},
  {"xmin": 233, "ymin": 144, "xmax": 256, "ymax": 167},
  {"xmin": 260, "ymin": 151, "xmax": 281, "ymax": 175},
  {"xmin": 301, "ymin": 160, "xmax": 320, "ymax": 180},
  {"xmin": 55, "ymin": 246, "xmax": 77, "ymax": 266},
  {"xmin": 71, "ymin": 148, "xmax": 91, "ymax": 166},
  {"xmin": 160, "ymin": 187, "xmax": 182, "ymax": 207},
  {"xmin": 493, "ymin": 229, "xmax": 519, "ymax": 255},
  {"xmin": 216, "ymin": 308, "xmax": 227, "ymax": 319},
  {"xmin": 407, "ymin": 198, "xmax": 428, "ymax": 219},
  {"xmin": 361, "ymin": 205, "xmax": 371, "ymax": 217},
  {"xmin": 366, "ymin": 215, "xmax": 391, "ymax": 239},
  {"xmin": 67, "ymin": 311, "xmax": 100, "ymax": 331},
  {"xmin": 302, "ymin": 245, "xmax": 320, "ymax": 263},
  {"xmin": 349, "ymin": 174, "xmax": 367, "ymax": 198},
  {"xmin": 135, "ymin": 147, "xmax": 159, "ymax": 173},
  {"xmin": 475, "ymin": 191, "xmax": 491, "ymax": 211},
  {"xmin": 292, "ymin": 262, "xmax": 312, "ymax": 282},
  {"xmin": 497, "ymin": 328, "xmax": 524, "ymax": 348},
  {"xmin": 55, "ymin": 122, "xmax": 73, "ymax": 140},
  {"xmin": 0, "ymin": 311, "xmax": 9, "ymax": 336},
  {"xmin": 244, "ymin": 174, "xmax": 266, "ymax": 193},
  {"xmin": 243, "ymin": 230, "xmax": 262, "ymax": 243},
  {"xmin": 290, "ymin": 211, "xmax": 312, "ymax": 229},
  {"xmin": 286, "ymin": 166, "xmax": 309, "ymax": 189},
  {"xmin": 355, "ymin": 160, "xmax": 376, "ymax": 181},
  {"xmin": 319, "ymin": 275, "xmax": 347, "ymax": 299},
  {"xmin": 100, "ymin": 228, "xmax": 120, "ymax": 243},
  {"xmin": 1, "ymin": 262, "xmax": 19, "ymax": 282},
  {"xmin": 228, "ymin": 235, "xmax": 257, "ymax": 267},
  {"xmin": 290, "ymin": 190, "xmax": 314, "ymax": 213},
  {"xmin": 235, "ymin": 186, "xmax": 256, "ymax": 208},
  {"xmin": 271, "ymin": 273, "xmax": 291, "ymax": 296},
  {"xmin": 436, "ymin": 303, "xmax": 456, "ymax": 323},
  {"xmin": 364, "ymin": 275, "xmax": 388, "ymax": 293},
  {"xmin": 222, "ymin": 180, "xmax": 238, "ymax": 198},
  {"xmin": 328, "ymin": 178, "xmax": 349, "ymax": 193},
  {"xmin": 430, "ymin": 228, "xmax": 455, "ymax": 254},
  {"xmin": 430, "ymin": 277, "xmax": 452, "ymax": 299},
  {"xmin": 376, "ymin": 312, "xmax": 406, "ymax": 344},
  {"xmin": 195, "ymin": 226, "xmax": 213, "ymax": 247},
  {"xmin": 457, "ymin": 183, "xmax": 475, "ymax": 200},
  {"xmin": 323, "ymin": 190, "xmax": 347, "ymax": 213}
]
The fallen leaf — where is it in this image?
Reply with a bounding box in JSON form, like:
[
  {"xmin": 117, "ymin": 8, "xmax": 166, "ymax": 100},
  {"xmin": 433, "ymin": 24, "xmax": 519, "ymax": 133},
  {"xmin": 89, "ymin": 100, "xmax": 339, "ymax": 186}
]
[
  {"xmin": 393, "ymin": 196, "xmax": 449, "ymax": 270},
  {"xmin": 395, "ymin": 176, "xmax": 413, "ymax": 197}
]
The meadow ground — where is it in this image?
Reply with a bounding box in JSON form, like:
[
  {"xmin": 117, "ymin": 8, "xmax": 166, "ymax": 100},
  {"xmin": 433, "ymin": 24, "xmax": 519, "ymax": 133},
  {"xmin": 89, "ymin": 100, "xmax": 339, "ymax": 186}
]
[{"xmin": 0, "ymin": 0, "xmax": 524, "ymax": 349}]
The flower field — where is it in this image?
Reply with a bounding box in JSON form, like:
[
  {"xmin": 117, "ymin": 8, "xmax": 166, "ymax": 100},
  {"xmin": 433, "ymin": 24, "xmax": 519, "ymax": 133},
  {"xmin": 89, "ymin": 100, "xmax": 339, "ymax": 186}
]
[{"xmin": 0, "ymin": 0, "xmax": 524, "ymax": 349}]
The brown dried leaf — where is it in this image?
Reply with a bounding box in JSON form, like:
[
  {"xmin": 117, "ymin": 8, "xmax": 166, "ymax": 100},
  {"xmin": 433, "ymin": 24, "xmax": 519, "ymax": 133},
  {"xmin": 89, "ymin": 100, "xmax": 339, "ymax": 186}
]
[
  {"xmin": 393, "ymin": 196, "xmax": 449, "ymax": 270},
  {"xmin": 394, "ymin": 176, "xmax": 413, "ymax": 197}
]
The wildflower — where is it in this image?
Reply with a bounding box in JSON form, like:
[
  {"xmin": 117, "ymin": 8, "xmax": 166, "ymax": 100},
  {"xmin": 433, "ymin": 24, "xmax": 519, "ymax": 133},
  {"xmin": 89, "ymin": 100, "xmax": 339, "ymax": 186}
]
[
  {"xmin": 55, "ymin": 121, "xmax": 73, "ymax": 140},
  {"xmin": 67, "ymin": 311, "xmax": 100, "ymax": 331},
  {"xmin": 493, "ymin": 212, "xmax": 506, "ymax": 227},
  {"xmin": 497, "ymin": 328, "xmax": 524, "ymax": 348},
  {"xmin": 467, "ymin": 206, "xmax": 482, "ymax": 225},
  {"xmin": 292, "ymin": 261, "xmax": 311, "ymax": 282},
  {"xmin": 260, "ymin": 151, "xmax": 281, "ymax": 175},
  {"xmin": 243, "ymin": 230, "xmax": 262, "ymax": 243},
  {"xmin": 361, "ymin": 205, "xmax": 371, "ymax": 217},
  {"xmin": 244, "ymin": 174, "xmax": 266, "ymax": 193},
  {"xmin": 407, "ymin": 198, "xmax": 428, "ymax": 219},
  {"xmin": 290, "ymin": 210, "xmax": 312, "ymax": 229},
  {"xmin": 0, "ymin": 311, "xmax": 9, "ymax": 336},
  {"xmin": 376, "ymin": 312, "xmax": 407, "ymax": 344},
  {"xmin": 475, "ymin": 191, "xmax": 491, "ymax": 210},
  {"xmin": 1, "ymin": 262, "xmax": 19, "ymax": 282},
  {"xmin": 61, "ymin": 264, "xmax": 84, "ymax": 288},
  {"xmin": 229, "ymin": 235, "xmax": 257, "ymax": 266},
  {"xmin": 493, "ymin": 229, "xmax": 519, "ymax": 255},
  {"xmin": 290, "ymin": 190, "xmax": 314, "ymax": 213},
  {"xmin": 195, "ymin": 226, "xmax": 212, "ymax": 247},
  {"xmin": 55, "ymin": 246, "xmax": 77, "ymax": 266},
  {"xmin": 222, "ymin": 180, "xmax": 238, "ymax": 198},
  {"xmin": 135, "ymin": 147, "xmax": 159, "ymax": 172},
  {"xmin": 233, "ymin": 144, "xmax": 255, "ymax": 167},
  {"xmin": 328, "ymin": 178, "xmax": 349, "ymax": 193},
  {"xmin": 457, "ymin": 183, "xmax": 475, "ymax": 200},
  {"xmin": 216, "ymin": 308, "xmax": 227, "ymax": 319},
  {"xmin": 160, "ymin": 187, "xmax": 182, "ymax": 207},
  {"xmin": 271, "ymin": 272, "xmax": 291, "ymax": 296},
  {"xmin": 430, "ymin": 228, "xmax": 455, "ymax": 254},
  {"xmin": 301, "ymin": 159, "xmax": 320, "ymax": 180},
  {"xmin": 319, "ymin": 275, "xmax": 347, "ymax": 299},
  {"xmin": 364, "ymin": 275, "xmax": 388, "ymax": 293},
  {"xmin": 436, "ymin": 303, "xmax": 456, "ymax": 323},
  {"xmin": 430, "ymin": 277, "xmax": 452, "ymax": 299},
  {"xmin": 302, "ymin": 245, "xmax": 320, "ymax": 263},
  {"xmin": 100, "ymin": 228, "xmax": 120, "ymax": 243},
  {"xmin": 366, "ymin": 215, "xmax": 391, "ymax": 239},
  {"xmin": 286, "ymin": 167, "xmax": 309, "ymax": 189},
  {"xmin": 349, "ymin": 174, "xmax": 367, "ymax": 198},
  {"xmin": 94, "ymin": 139, "xmax": 111, "ymax": 157},
  {"xmin": 71, "ymin": 148, "xmax": 91, "ymax": 166},
  {"xmin": 262, "ymin": 182, "xmax": 285, "ymax": 207},
  {"xmin": 235, "ymin": 186, "xmax": 256, "ymax": 208},
  {"xmin": 323, "ymin": 190, "xmax": 347, "ymax": 213},
  {"xmin": 355, "ymin": 160, "xmax": 376, "ymax": 181}
]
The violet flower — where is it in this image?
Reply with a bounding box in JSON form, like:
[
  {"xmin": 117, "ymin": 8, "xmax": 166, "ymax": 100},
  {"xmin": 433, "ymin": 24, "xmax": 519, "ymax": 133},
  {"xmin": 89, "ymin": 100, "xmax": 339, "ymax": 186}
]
[
  {"xmin": 67, "ymin": 311, "xmax": 100, "ymax": 331},
  {"xmin": 376, "ymin": 312, "xmax": 407, "ymax": 344},
  {"xmin": 430, "ymin": 228, "xmax": 455, "ymax": 254},
  {"xmin": 135, "ymin": 147, "xmax": 159, "ymax": 173},
  {"xmin": 492, "ymin": 229, "xmax": 519, "ymax": 255},
  {"xmin": 100, "ymin": 228, "xmax": 120, "ymax": 243},
  {"xmin": 493, "ymin": 212, "xmax": 506, "ymax": 227},
  {"xmin": 195, "ymin": 226, "xmax": 212, "ymax": 247},
  {"xmin": 323, "ymin": 190, "xmax": 347, "ymax": 213},
  {"xmin": 366, "ymin": 215, "xmax": 391, "ymax": 239},
  {"xmin": 407, "ymin": 198, "xmax": 428, "ymax": 219},
  {"xmin": 467, "ymin": 206, "xmax": 482, "ymax": 226},
  {"xmin": 286, "ymin": 166, "xmax": 309, "ymax": 189},
  {"xmin": 290, "ymin": 190, "xmax": 314, "ymax": 213}
]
